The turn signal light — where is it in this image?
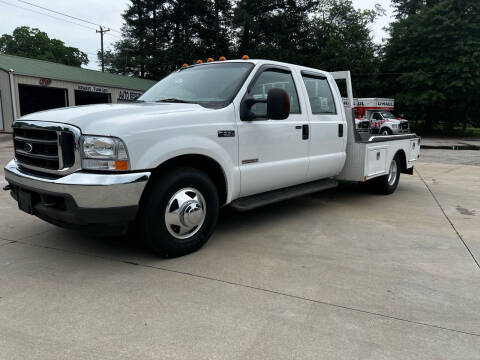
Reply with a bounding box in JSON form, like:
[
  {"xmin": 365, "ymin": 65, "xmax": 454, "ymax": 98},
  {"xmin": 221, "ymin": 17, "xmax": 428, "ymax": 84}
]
[
  {"xmin": 196, "ymin": 59, "xmax": 203, "ymax": 64},
  {"xmin": 115, "ymin": 160, "xmax": 129, "ymax": 171},
  {"xmin": 242, "ymin": 55, "xmax": 249, "ymax": 60},
  {"xmin": 219, "ymin": 56, "xmax": 226, "ymax": 61},
  {"xmin": 207, "ymin": 57, "xmax": 214, "ymax": 62}
]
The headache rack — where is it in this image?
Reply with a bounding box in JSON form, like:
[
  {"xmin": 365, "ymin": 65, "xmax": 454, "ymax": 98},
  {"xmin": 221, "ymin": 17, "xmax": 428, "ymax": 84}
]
[{"xmin": 13, "ymin": 121, "xmax": 81, "ymax": 175}]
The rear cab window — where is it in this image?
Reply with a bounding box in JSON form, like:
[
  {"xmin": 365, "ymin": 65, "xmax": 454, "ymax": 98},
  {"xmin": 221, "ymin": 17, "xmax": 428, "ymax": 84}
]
[{"xmin": 301, "ymin": 73, "xmax": 337, "ymax": 115}]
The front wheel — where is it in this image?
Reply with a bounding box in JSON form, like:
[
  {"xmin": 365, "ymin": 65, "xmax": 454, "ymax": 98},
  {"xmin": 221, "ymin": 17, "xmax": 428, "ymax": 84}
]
[{"xmin": 138, "ymin": 167, "xmax": 219, "ymax": 257}]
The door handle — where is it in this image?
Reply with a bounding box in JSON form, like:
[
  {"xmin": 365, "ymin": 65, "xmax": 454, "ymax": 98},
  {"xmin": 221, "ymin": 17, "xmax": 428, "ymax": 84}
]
[
  {"xmin": 338, "ymin": 124, "xmax": 344, "ymax": 137},
  {"xmin": 302, "ymin": 124, "xmax": 309, "ymax": 140}
]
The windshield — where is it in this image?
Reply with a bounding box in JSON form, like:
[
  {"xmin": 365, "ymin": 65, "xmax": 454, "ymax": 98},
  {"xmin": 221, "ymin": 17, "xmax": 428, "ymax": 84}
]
[
  {"xmin": 139, "ymin": 63, "xmax": 254, "ymax": 107},
  {"xmin": 381, "ymin": 111, "xmax": 397, "ymax": 119}
]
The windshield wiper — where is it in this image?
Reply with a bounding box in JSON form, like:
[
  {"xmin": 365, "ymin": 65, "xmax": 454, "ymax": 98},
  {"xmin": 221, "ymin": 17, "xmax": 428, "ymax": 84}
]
[{"xmin": 155, "ymin": 98, "xmax": 193, "ymax": 103}]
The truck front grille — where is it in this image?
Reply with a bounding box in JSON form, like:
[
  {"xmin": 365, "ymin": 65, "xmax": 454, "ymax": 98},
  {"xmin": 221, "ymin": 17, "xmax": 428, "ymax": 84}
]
[
  {"xmin": 13, "ymin": 123, "xmax": 80, "ymax": 175},
  {"xmin": 14, "ymin": 128, "xmax": 60, "ymax": 170},
  {"xmin": 400, "ymin": 122, "xmax": 409, "ymax": 130}
]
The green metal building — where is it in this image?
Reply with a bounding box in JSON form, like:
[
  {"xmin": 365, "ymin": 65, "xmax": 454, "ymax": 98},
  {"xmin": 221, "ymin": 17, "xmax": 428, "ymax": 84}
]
[{"xmin": 0, "ymin": 54, "xmax": 157, "ymax": 132}]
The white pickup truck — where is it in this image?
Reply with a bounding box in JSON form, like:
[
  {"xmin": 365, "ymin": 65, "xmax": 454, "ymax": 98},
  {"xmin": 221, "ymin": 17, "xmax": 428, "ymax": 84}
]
[{"xmin": 4, "ymin": 59, "xmax": 420, "ymax": 257}]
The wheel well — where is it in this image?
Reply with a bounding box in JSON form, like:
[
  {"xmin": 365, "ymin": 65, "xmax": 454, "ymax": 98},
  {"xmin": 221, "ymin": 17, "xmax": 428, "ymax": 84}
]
[
  {"xmin": 395, "ymin": 149, "xmax": 407, "ymax": 173},
  {"xmin": 147, "ymin": 154, "xmax": 228, "ymax": 205}
]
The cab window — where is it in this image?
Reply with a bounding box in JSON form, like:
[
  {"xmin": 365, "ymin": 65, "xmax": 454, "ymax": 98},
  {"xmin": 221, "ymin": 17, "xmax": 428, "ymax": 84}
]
[
  {"xmin": 249, "ymin": 69, "xmax": 300, "ymax": 116},
  {"xmin": 372, "ymin": 113, "xmax": 382, "ymax": 120},
  {"xmin": 302, "ymin": 75, "xmax": 336, "ymax": 114}
]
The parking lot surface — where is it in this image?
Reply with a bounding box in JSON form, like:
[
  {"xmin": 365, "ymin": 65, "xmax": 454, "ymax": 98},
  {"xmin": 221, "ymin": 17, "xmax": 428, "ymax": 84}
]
[{"xmin": 1, "ymin": 133, "xmax": 479, "ymax": 359}]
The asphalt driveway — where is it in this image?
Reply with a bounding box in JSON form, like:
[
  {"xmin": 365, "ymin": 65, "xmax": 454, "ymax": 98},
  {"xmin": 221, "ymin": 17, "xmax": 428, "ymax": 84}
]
[{"xmin": 1, "ymin": 133, "xmax": 479, "ymax": 359}]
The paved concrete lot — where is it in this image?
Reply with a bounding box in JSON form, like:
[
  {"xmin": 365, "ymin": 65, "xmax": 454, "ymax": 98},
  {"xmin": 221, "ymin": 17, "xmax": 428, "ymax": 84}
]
[
  {"xmin": 419, "ymin": 148, "xmax": 480, "ymax": 166},
  {"xmin": 1, "ymin": 133, "xmax": 479, "ymax": 359}
]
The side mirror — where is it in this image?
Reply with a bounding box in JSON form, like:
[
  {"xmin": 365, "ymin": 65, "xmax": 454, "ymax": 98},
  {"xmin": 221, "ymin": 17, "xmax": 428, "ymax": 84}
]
[
  {"xmin": 240, "ymin": 88, "xmax": 290, "ymax": 121},
  {"xmin": 267, "ymin": 88, "xmax": 290, "ymax": 120}
]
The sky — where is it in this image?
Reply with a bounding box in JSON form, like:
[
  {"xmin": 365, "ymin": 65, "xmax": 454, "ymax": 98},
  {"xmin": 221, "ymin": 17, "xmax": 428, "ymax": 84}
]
[{"xmin": 0, "ymin": 0, "xmax": 394, "ymax": 71}]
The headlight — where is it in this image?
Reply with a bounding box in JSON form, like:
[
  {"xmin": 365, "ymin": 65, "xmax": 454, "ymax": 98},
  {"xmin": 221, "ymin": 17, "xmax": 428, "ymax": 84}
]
[
  {"xmin": 392, "ymin": 124, "xmax": 398, "ymax": 129},
  {"xmin": 81, "ymin": 136, "xmax": 130, "ymax": 171}
]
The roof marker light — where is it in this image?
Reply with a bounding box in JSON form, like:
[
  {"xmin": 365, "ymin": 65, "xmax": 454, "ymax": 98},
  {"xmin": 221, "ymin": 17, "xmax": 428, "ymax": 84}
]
[
  {"xmin": 182, "ymin": 63, "xmax": 189, "ymax": 68},
  {"xmin": 242, "ymin": 55, "xmax": 249, "ymax": 60},
  {"xmin": 196, "ymin": 59, "xmax": 203, "ymax": 64},
  {"xmin": 219, "ymin": 56, "xmax": 226, "ymax": 61},
  {"xmin": 207, "ymin": 58, "xmax": 214, "ymax": 62}
]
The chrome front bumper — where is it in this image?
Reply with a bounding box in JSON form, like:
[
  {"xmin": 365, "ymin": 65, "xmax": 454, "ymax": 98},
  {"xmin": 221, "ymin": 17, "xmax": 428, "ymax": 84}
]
[{"xmin": 4, "ymin": 159, "xmax": 150, "ymax": 209}]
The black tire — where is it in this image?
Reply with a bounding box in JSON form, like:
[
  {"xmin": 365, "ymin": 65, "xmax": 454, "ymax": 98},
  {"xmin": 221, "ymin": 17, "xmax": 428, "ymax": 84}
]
[
  {"xmin": 374, "ymin": 154, "xmax": 401, "ymax": 195},
  {"xmin": 380, "ymin": 127, "xmax": 393, "ymax": 136},
  {"xmin": 138, "ymin": 167, "xmax": 219, "ymax": 257}
]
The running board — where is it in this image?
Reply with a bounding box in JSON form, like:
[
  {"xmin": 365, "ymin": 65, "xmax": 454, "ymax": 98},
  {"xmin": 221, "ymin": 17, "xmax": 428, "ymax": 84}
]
[{"xmin": 230, "ymin": 179, "xmax": 338, "ymax": 211}]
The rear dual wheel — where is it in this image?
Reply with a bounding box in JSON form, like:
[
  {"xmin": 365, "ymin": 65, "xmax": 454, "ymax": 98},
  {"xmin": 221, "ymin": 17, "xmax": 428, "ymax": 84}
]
[
  {"xmin": 138, "ymin": 167, "xmax": 219, "ymax": 258},
  {"xmin": 376, "ymin": 154, "xmax": 401, "ymax": 194},
  {"xmin": 361, "ymin": 154, "xmax": 401, "ymax": 195}
]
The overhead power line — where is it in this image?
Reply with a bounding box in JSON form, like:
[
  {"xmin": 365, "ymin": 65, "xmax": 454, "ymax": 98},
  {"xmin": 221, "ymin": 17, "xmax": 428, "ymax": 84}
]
[
  {"xmin": 2, "ymin": 0, "xmax": 122, "ymax": 39},
  {"xmin": 0, "ymin": 0, "xmax": 97, "ymax": 31},
  {"xmin": 17, "ymin": 0, "xmax": 123, "ymax": 34}
]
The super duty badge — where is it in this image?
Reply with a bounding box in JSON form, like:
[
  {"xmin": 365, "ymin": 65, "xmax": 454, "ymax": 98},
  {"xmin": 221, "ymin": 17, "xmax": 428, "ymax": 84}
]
[{"xmin": 217, "ymin": 130, "xmax": 235, "ymax": 138}]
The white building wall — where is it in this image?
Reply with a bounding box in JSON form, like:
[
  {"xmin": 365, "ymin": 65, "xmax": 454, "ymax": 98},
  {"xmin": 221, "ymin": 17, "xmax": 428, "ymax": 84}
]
[{"xmin": 0, "ymin": 73, "xmax": 149, "ymax": 133}]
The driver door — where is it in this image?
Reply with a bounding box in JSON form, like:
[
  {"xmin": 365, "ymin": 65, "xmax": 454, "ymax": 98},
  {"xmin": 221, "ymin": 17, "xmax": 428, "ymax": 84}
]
[{"xmin": 237, "ymin": 65, "xmax": 309, "ymax": 196}]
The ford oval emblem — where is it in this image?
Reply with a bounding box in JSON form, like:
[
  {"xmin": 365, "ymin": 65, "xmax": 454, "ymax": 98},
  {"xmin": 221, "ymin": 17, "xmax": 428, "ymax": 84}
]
[{"xmin": 24, "ymin": 143, "xmax": 33, "ymax": 153}]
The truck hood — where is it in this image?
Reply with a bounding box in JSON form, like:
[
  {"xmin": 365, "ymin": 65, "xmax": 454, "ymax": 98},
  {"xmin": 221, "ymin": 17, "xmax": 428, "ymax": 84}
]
[{"xmin": 18, "ymin": 102, "xmax": 213, "ymax": 135}]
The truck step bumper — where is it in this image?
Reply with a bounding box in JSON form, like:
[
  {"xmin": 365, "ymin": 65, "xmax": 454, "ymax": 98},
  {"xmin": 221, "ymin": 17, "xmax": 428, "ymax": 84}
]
[{"xmin": 4, "ymin": 160, "xmax": 151, "ymax": 228}]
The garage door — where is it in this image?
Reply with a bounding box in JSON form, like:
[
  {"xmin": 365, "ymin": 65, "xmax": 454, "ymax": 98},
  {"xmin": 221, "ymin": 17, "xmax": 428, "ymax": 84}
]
[
  {"xmin": 18, "ymin": 84, "xmax": 68, "ymax": 116},
  {"xmin": 74, "ymin": 90, "xmax": 111, "ymax": 106}
]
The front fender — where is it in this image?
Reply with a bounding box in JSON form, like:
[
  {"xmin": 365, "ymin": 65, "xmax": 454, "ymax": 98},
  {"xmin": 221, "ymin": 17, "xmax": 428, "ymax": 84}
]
[{"xmin": 134, "ymin": 135, "xmax": 240, "ymax": 203}]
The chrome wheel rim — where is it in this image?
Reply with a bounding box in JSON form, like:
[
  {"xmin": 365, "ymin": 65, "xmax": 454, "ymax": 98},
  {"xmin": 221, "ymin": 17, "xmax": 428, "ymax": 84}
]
[
  {"xmin": 164, "ymin": 187, "xmax": 206, "ymax": 240},
  {"xmin": 387, "ymin": 159, "xmax": 398, "ymax": 186}
]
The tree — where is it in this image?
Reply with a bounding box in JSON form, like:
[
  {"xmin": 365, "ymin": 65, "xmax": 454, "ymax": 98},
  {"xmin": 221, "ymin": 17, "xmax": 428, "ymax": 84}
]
[
  {"xmin": 381, "ymin": 0, "xmax": 480, "ymax": 132},
  {"xmin": 233, "ymin": 0, "xmax": 383, "ymax": 96},
  {"xmin": 0, "ymin": 26, "xmax": 88, "ymax": 67},
  {"xmin": 233, "ymin": 0, "xmax": 316, "ymax": 61},
  {"xmin": 391, "ymin": 0, "xmax": 440, "ymax": 19},
  {"xmin": 103, "ymin": 0, "xmax": 233, "ymax": 79},
  {"xmin": 306, "ymin": 0, "xmax": 384, "ymax": 96},
  {"xmin": 104, "ymin": 0, "xmax": 384, "ymax": 97}
]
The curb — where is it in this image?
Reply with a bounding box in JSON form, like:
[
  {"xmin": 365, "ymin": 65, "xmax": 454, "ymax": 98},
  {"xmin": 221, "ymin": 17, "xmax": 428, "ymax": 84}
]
[{"xmin": 421, "ymin": 144, "xmax": 480, "ymax": 150}]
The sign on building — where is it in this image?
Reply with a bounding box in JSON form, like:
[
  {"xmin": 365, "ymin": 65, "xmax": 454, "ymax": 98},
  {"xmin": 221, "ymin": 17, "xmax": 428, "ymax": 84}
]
[
  {"xmin": 117, "ymin": 90, "xmax": 143, "ymax": 102},
  {"xmin": 77, "ymin": 84, "xmax": 109, "ymax": 93}
]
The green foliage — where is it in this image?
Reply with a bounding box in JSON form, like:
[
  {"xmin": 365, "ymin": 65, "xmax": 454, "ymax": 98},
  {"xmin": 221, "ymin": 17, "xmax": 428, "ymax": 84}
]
[
  {"xmin": 382, "ymin": 0, "xmax": 480, "ymax": 132},
  {"xmin": 0, "ymin": 26, "xmax": 88, "ymax": 67},
  {"xmin": 104, "ymin": 0, "xmax": 382, "ymax": 93},
  {"xmin": 104, "ymin": 0, "xmax": 233, "ymax": 78}
]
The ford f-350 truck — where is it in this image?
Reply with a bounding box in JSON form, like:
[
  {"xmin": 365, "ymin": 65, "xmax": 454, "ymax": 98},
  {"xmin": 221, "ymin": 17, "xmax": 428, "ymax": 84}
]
[{"xmin": 4, "ymin": 59, "xmax": 420, "ymax": 257}]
